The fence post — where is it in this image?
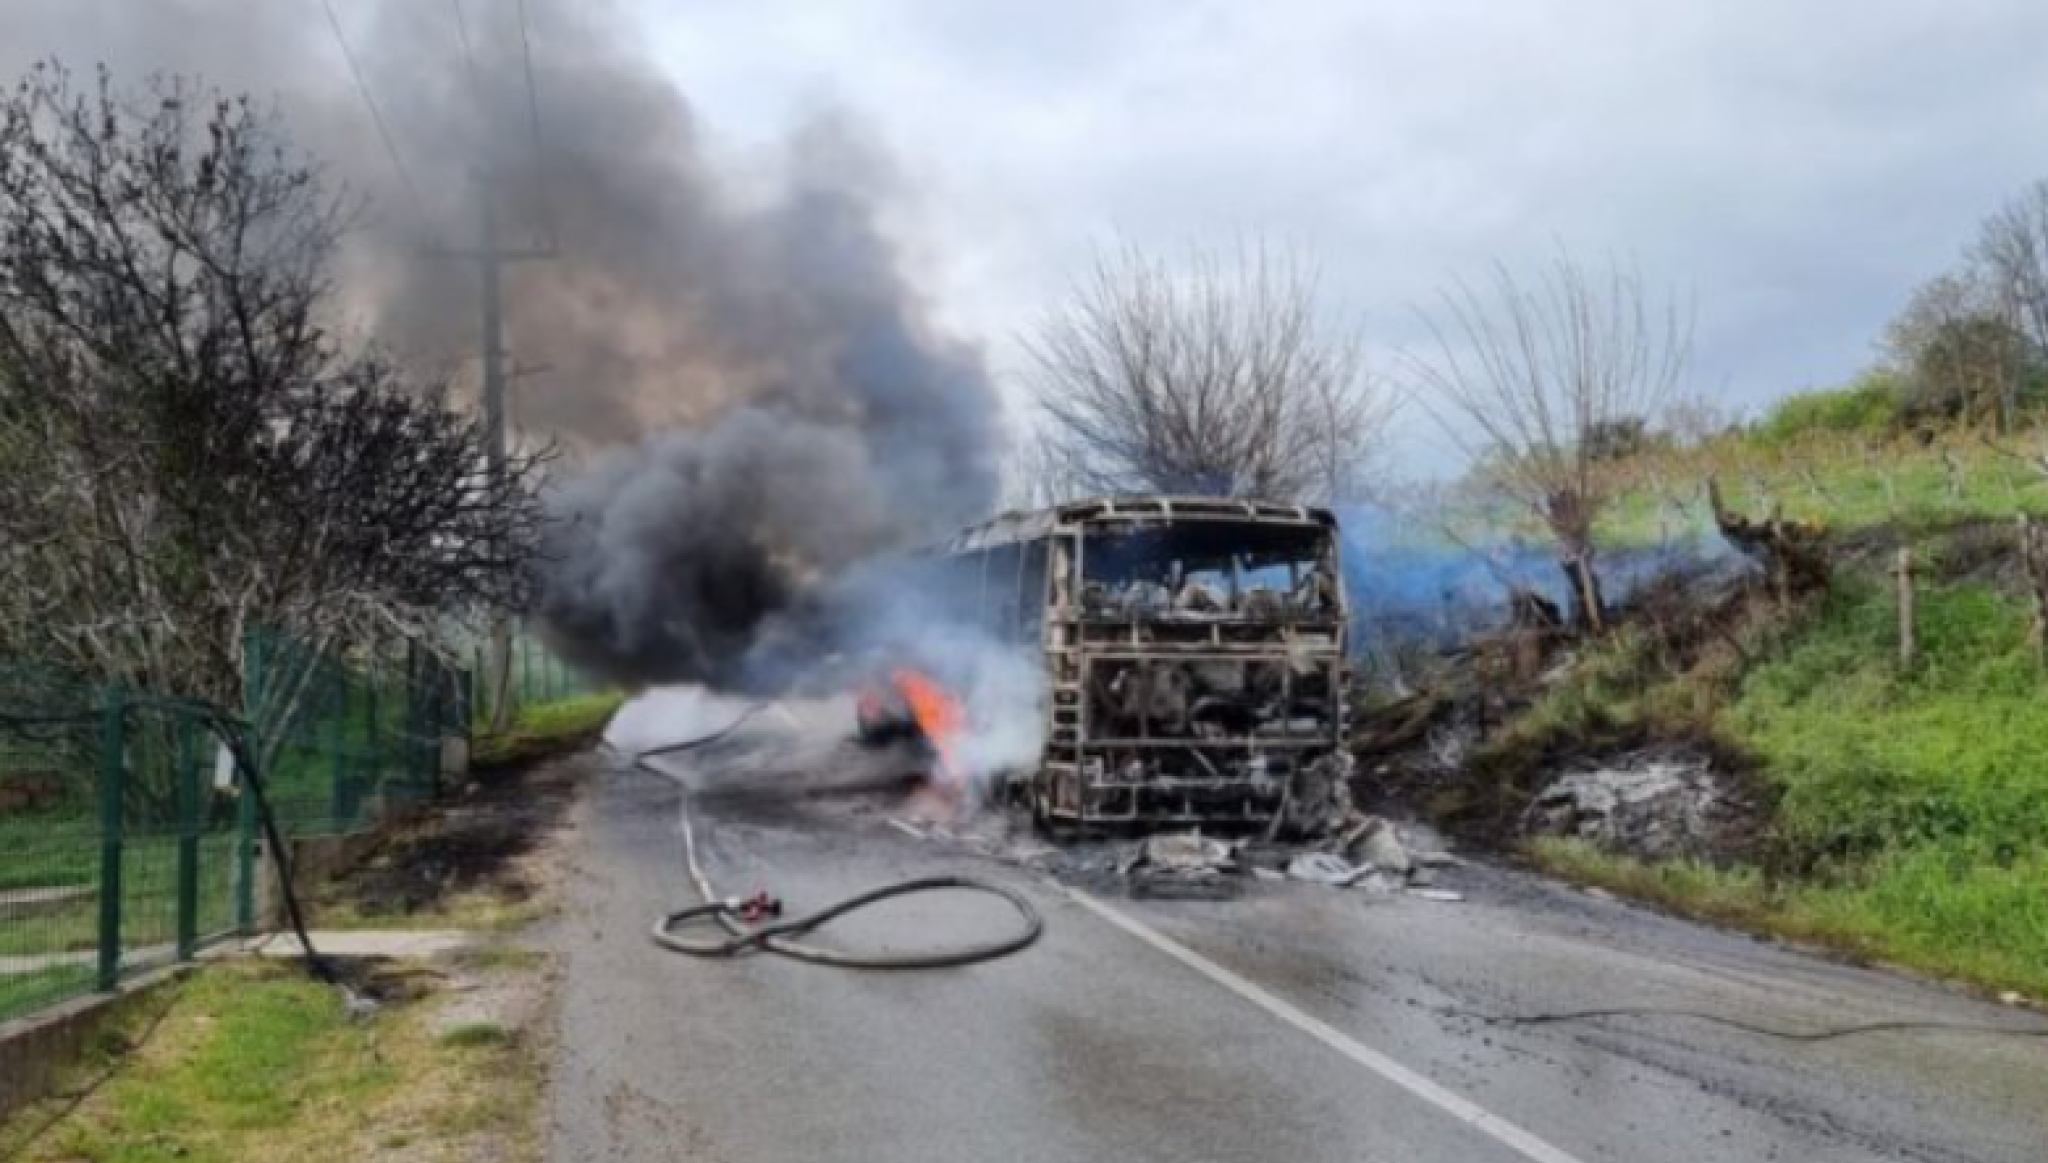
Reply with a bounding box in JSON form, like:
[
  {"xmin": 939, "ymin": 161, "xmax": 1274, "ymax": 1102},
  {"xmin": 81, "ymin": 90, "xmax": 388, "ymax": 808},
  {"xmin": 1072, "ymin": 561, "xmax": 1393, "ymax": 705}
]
[
  {"xmin": 435, "ymin": 656, "xmax": 455, "ymax": 796},
  {"xmin": 330, "ymin": 683, "xmax": 354, "ymax": 829},
  {"xmin": 234, "ymin": 762, "xmax": 257, "ymax": 933},
  {"xmin": 2020, "ymin": 516, "xmax": 2048, "ymax": 666},
  {"xmin": 402, "ymin": 642, "xmax": 423, "ymax": 794},
  {"xmin": 95, "ymin": 688, "xmax": 127, "ymax": 992},
  {"xmin": 519, "ymin": 637, "xmax": 533, "ymax": 708},
  {"xmin": 1894, "ymin": 547, "xmax": 1917, "ymax": 670},
  {"xmin": 236, "ymin": 633, "xmax": 264, "ymax": 933},
  {"xmin": 366, "ymin": 662, "xmax": 382, "ymax": 801},
  {"xmin": 175, "ymin": 711, "xmax": 199, "ymax": 961},
  {"xmin": 417, "ymin": 644, "xmax": 434, "ymax": 793}
]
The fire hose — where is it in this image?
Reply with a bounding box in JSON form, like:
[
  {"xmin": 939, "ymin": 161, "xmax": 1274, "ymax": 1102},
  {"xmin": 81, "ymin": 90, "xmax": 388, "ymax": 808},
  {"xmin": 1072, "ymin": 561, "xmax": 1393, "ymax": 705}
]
[{"xmin": 627, "ymin": 704, "xmax": 1043, "ymax": 969}]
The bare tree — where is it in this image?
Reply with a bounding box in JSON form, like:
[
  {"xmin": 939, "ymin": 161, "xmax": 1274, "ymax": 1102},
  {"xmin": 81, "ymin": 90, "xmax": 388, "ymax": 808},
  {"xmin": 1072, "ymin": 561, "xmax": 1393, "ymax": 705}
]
[
  {"xmin": 1662, "ymin": 392, "xmax": 1738, "ymax": 448},
  {"xmin": 0, "ymin": 64, "xmax": 547, "ymax": 782},
  {"xmin": 1974, "ymin": 180, "xmax": 2048, "ymax": 358},
  {"xmin": 1409, "ymin": 252, "xmax": 1691, "ymax": 630},
  {"xmin": 1881, "ymin": 270, "xmax": 2033, "ymax": 431},
  {"xmin": 1023, "ymin": 239, "xmax": 1394, "ymax": 504}
]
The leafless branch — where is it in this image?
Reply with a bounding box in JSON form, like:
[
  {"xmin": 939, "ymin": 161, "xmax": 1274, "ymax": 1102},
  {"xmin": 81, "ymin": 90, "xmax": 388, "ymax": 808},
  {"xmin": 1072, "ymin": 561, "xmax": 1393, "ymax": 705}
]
[
  {"xmin": 0, "ymin": 63, "xmax": 547, "ymax": 787},
  {"xmin": 1022, "ymin": 237, "xmax": 1396, "ymax": 504},
  {"xmin": 1406, "ymin": 249, "xmax": 1692, "ymax": 629}
]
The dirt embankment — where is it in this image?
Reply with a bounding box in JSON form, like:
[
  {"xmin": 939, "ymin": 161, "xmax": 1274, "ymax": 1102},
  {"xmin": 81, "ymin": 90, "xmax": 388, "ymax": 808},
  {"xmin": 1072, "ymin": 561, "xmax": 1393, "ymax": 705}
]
[
  {"xmin": 1349, "ymin": 554, "xmax": 1779, "ymax": 864},
  {"xmin": 1353, "ymin": 515, "xmax": 2044, "ymax": 867},
  {"xmin": 312, "ymin": 751, "xmax": 593, "ymax": 929}
]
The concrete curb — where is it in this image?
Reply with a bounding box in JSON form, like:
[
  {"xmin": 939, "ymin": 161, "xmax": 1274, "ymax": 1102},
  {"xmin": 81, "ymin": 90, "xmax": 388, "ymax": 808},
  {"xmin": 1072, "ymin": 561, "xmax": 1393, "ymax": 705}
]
[{"xmin": 246, "ymin": 930, "xmax": 481, "ymax": 960}]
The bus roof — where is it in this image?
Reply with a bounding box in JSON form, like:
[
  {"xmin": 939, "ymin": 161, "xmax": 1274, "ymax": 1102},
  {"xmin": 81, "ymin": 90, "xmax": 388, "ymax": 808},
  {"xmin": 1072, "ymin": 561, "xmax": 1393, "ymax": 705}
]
[{"xmin": 936, "ymin": 495, "xmax": 1337, "ymax": 554}]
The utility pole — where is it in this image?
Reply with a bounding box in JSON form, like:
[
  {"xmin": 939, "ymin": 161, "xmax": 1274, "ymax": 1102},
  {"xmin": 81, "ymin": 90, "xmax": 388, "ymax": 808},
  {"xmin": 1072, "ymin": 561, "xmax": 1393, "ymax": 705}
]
[{"xmin": 429, "ymin": 172, "xmax": 554, "ymax": 732}]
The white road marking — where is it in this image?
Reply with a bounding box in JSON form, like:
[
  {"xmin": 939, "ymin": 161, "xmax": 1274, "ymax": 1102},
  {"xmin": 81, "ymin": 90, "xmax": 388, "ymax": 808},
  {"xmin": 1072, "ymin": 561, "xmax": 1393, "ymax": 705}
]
[{"xmin": 1068, "ymin": 889, "xmax": 1592, "ymax": 1163}]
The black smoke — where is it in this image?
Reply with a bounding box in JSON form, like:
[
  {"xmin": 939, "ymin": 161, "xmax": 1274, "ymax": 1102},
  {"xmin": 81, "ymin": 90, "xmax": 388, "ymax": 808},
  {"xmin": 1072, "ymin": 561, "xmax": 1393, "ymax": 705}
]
[{"xmin": 3, "ymin": 1, "xmax": 1004, "ymax": 687}]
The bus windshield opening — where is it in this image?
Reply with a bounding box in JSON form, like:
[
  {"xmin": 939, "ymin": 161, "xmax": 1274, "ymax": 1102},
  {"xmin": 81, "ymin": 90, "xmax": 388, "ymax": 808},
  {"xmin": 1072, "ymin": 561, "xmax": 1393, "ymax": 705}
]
[{"xmin": 1080, "ymin": 521, "xmax": 1336, "ymax": 620}]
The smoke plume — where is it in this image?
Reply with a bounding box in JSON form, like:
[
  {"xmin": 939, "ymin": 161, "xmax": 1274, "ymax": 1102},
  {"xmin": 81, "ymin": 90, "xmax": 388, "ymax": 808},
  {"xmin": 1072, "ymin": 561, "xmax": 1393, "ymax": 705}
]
[{"xmin": 4, "ymin": 1, "xmax": 1004, "ymax": 687}]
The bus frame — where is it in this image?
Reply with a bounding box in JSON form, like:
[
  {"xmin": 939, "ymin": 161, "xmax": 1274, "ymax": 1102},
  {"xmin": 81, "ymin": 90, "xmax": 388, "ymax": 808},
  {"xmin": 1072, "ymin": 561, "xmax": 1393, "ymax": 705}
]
[{"xmin": 930, "ymin": 495, "xmax": 1351, "ymax": 831}]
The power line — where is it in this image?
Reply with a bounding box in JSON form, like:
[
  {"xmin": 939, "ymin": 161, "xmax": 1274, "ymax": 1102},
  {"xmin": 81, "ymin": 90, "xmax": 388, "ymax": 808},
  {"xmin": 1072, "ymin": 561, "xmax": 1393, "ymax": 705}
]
[
  {"xmin": 514, "ymin": 0, "xmax": 544, "ymax": 155},
  {"xmin": 421, "ymin": 182, "xmax": 554, "ymax": 732},
  {"xmin": 319, "ymin": 0, "xmax": 429, "ymax": 229},
  {"xmin": 449, "ymin": 0, "xmax": 483, "ymax": 102},
  {"xmin": 512, "ymin": 0, "xmax": 556, "ymax": 246}
]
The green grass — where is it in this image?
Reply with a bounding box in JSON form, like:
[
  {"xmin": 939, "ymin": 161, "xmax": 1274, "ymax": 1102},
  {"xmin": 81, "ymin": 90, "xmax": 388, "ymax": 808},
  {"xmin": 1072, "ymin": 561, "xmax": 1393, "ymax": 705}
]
[
  {"xmin": 0, "ymin": 959, "xmax": 545, "ymax": 1162},
  {"xmin": 0, "ymin": 827, "xmax": 245, "ymax": 1025},
  {"xmin": 472, "ymin": 691, "xmax": 622, "ymax": 769},
  {"xmin": 1526, "ymin": 577, "xmax": 2048, "ymax": 1000},
  {"xmin": 0, "ymin": 812, "xmax": 95, "ymax": 892},
  {"xmin": 1532, "ymin": 838, "xmax": 2048, "ymax": 1000},
  {"xmin": 1732, "ymin": 580, "xmax": 2048, "ymax": 856},
  {"xmin": 0, "ymin": 963, "xmax": 383, "ymax": 1162},
  {"xmin": 437, "ymin": 1021, "xmax": 513, "ymax": 1049},
  {"xmin": 0, "ymin": 834, "xmax": 241, "ymax": 959},
  {"xmin": 0, "ymin": 964, "xmax": 95, "ymax": 1020},
  {"xmin": 1420, "ymin": 417, "xmax": 2048, "ymax": 996},
  {"xmin": 310, "ymin": 886, "xmax": 552, "ymax": 934},
  {"xmin": 1496, "ymin": 627, "xmax": 1670, "ymax": 740},
  {"xmin": 1451, "ymin": 626, "xmax": 1725, "ymax": 828},
  {"xmin": 1596, "ymin": 436, "xmax": 2048, "ymax": 546},
  {"xmin": 1723, "ymin": 579, "xmax": 2048, "ymax": 990}
]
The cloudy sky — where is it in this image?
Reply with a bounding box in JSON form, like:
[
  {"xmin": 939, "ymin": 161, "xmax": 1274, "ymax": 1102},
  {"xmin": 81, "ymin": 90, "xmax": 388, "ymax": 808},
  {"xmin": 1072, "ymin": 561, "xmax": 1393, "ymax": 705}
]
[
  {"xmin": 7, "ymin": 1, "xmax": 2048, "ymax": 473},
  {"xmin": 643, "ymin": 0, "xmax": 2048, "ymax": 457}
]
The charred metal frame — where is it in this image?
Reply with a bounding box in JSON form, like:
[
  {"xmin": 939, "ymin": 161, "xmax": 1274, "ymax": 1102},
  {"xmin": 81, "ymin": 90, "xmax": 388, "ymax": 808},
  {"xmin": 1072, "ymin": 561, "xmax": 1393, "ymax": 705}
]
[{"xmin": 937, "ymin": 496, "xmax": 1349, "ymax": 830}]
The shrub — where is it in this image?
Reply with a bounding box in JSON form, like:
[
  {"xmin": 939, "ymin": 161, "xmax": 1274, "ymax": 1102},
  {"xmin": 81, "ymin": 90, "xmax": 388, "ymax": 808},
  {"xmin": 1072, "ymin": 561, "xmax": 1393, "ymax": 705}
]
[{"xmin": 1754, "ymin": 371, "xmax": 1903, "ymax": 445}]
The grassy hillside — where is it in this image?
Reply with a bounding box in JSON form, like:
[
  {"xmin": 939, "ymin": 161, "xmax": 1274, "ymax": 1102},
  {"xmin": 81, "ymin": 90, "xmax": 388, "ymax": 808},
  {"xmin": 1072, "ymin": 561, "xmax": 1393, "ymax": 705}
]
[
  {"xmin": 471, "ymin": 691, "xmax": 622, "ymax": 769},
  {"xmin": 1594, "ymin": 433, "xmax": 2048, "ymax": 546},
  {"xmin": 1521, "ymin": 567, "xmax": 2048, "ymax": 998}
]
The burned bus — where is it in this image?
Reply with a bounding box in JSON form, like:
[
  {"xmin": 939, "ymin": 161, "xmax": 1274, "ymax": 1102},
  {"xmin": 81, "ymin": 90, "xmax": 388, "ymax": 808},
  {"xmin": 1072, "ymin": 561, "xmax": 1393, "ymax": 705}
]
[{"xmin": 870, "ymin": 496, "xmax": 1351, "ymax": 831}]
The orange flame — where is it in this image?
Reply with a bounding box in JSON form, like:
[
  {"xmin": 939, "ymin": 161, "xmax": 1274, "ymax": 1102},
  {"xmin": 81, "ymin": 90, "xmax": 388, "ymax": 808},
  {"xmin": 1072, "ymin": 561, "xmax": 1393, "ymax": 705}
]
[{"xmin": 892, "ymin": 667, "xmax": 966, "ymax": 792}]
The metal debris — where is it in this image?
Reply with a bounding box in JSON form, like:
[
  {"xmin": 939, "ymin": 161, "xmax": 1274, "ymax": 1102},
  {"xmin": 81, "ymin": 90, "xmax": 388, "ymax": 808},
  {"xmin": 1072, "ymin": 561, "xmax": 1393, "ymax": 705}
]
[
  {"xmin": 1135, "ymin": 832, "xmax": 1237, "ymax": 874},
  {"xmin": 1340, "ymin": 815, "xmax": 1412, "ymax": 876},
  {"xmin": 1277, "ymin": 751, "xmax": 1357, "ymax": 838},
  {"xmin": 340, "ymin": 984, "xmax": 383, "ymax": 1021},
  {"xmin": 1525, "ymin": 745, "xmax": 1740, "ymax": 859},
  {"xmin": 1119, "ymin": 831, "xmax": 1243, "ymax": 899},
  {"xmin": 1100, "ymin": 812, "xmax": 1468, "ymax": 901},
  {"xmin": 1004, "ymin": 840, "xmax": 1057, "ymax": 864},
  {"xmin": 1285, "ymin": 852, "xmax": 1373, "ymax": 886}
]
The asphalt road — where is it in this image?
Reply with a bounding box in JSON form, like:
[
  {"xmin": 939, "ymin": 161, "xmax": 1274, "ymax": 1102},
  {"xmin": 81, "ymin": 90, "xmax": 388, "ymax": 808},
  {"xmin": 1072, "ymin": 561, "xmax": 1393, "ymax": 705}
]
[{"xmin": 546, "ymin": 695, "xmax": 2048, "ymax": 1163}]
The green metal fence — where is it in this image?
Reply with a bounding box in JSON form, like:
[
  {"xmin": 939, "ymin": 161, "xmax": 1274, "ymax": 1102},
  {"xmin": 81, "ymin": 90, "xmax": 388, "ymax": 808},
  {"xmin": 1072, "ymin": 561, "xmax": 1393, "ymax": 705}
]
[
  {"xmin": 249, "ymin": 630, "xmax": 468, "ymax": 838},
  {"xmin": 470, "ymin": 629, "xmax": 597, "ymax": 728},
  {"xmin": 0, "ymin": 669, "xmax": 247, "ymax": 1023},
  {"xmin": 0, "ymin": 634, "xmax": 471, "ymax": 1025}
]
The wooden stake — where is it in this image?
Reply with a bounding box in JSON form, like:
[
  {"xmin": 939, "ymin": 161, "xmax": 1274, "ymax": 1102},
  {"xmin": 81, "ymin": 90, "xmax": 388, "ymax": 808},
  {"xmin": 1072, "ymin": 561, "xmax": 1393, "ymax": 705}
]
[
  {"xmin": 1894, "ymin": 547, "xmax": 1916, "ymax": 669},
  {"xmin": 2020, "ymin": 516, "xmax": 2048, "ymax": 664},
  {"xmin": 1768, "ymin": 505, "xmax": 1791, "ymax": 612},
  {"xmin": 1940, "ymin": 447, "xmax": 1966, "ymax": 504}
]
